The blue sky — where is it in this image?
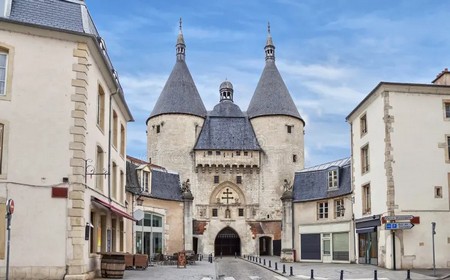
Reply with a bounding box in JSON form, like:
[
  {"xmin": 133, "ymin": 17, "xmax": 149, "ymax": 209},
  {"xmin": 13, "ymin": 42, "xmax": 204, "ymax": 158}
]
[{"xmin": 86, "ymin": 0, "xmax": 450, "ymax": 167}]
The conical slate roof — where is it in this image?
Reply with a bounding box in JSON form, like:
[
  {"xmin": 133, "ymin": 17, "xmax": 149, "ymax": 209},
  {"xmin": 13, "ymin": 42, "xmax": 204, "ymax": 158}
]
[
  {"xmin": 247, "ymin": 29, "xmax": 303, "ymax": 123},
  {"xmin": 148, "ymin": 60, "xmax": 207, "ymax": 120},
  {"xmin": 148, "ymin": 26, "xmax": 206, "ymax": 121}
]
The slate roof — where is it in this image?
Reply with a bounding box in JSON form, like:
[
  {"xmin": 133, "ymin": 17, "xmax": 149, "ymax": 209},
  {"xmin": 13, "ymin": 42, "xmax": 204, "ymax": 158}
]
[
  {"xmin": 293, "ymin": 157, "xmax": 352, "ymax": 202},
  {"xmin": 148, "ymin": 58, "xmax": 207, "ymax": 120},
  {"xmin": 209, "ymin": 100, "xmax": 244, "ymax": 117},
  {"xmin": 125, "ymin": 161, "xmax": 182, "ymax": 201},
  {"xmin": 194, "ymin": 114, "xmax": 261, "ymax": 151},
  {"xmin": 7, "ymin": 0, "xmax": 98, "ymax": 35},
  {"xmin": 247, "ymin": 60, "xmax": 303, "ymax": 122}
]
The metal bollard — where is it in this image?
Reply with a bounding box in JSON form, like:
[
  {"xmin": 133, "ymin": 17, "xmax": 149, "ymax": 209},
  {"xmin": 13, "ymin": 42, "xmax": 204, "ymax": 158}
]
[
  {"xmin": 264, "ymin": 259, "xmax": 266, "ymax": 266},
  {"xmin": 275, "ymin": 262, "xmax": 278, "ymax": 270},
  {"xmin": 259, "ymin": 257, "xmax": 261, "ymax": 264},
  {"xmin": 310, "ymin": 269, "xmax": 314, "ymax": 280},
  {"xmin": 406, "ymin": 270, "xmax": 411, "ymax": 280},
  {"xmin": 290, "ymin": 266, "xmax": 294, "ymax": 276},
  {"xmin": 283, "ymin": 264, "xmax": 286, "ymax": 274},
  {"xmin": 269, "ymin": 260, "xmax": 271, "ymax": 268},
  {"xmin": 374, "ymin": 270, "xmax": 378, "ymax": 280},
  {"xmin": 340, "ymin": 270, "xmax": 344, "ymax": 280}
]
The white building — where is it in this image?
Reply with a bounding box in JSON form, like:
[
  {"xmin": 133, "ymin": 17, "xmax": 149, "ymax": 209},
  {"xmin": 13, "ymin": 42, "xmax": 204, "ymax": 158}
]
[
  {"xmin": 346, "ymin": 70, "xmax": 450, "ymax": 269},
  {"xmin": 0, "ymin": 0, "xmax": 134, "ymax": 279}
]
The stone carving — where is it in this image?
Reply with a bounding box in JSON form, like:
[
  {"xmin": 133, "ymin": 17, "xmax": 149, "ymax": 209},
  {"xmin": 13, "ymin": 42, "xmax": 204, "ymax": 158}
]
[
  {"xmin": 283, "ymin": 179, "xmax": 292, "ymax": 192},
  {"xmin": 181, "ymin": 179, "xmax": 191, "ymax": 193}
]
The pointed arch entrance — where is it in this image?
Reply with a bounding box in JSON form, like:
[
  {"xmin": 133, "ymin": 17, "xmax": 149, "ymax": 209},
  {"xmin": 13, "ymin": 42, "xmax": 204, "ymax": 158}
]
[{"xmin": 214, "ymin": 227, "xmax": 241, "ymax": 256}]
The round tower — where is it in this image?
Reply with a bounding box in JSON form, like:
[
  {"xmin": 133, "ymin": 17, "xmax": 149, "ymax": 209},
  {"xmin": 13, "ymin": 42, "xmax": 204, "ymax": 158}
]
[
  {"xmin": 146, "ymin": 19, "xmax": 206, "ymax": 181},
  {"xmin": 247, "ymin": 24, "xmax": 305, "ymax": 220}
]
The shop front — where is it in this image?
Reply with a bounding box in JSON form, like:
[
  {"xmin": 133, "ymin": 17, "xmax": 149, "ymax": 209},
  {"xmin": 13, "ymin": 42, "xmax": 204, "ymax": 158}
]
[{"xmin": 355, "ymin": 215, "xmax": 381, "ymax": 265}]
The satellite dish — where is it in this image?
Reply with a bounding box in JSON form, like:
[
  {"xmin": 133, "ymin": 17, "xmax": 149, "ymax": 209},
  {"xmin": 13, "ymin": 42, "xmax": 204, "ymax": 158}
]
[{"xmin": 133, "ymin": 209, "xmax": 145, "ymax": 221}]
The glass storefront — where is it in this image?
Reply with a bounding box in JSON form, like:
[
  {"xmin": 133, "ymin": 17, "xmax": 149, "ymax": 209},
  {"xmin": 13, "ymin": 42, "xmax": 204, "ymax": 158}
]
[{"xmin": 135, "ymin": 212, "xmax": 163, "ymax": 257}]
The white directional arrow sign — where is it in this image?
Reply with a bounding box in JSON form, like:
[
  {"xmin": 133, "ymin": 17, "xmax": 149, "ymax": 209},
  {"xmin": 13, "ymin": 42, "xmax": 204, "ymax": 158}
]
[{"xmin": 386, "ymin": 222, "xmax": 414, "ymax": 230}]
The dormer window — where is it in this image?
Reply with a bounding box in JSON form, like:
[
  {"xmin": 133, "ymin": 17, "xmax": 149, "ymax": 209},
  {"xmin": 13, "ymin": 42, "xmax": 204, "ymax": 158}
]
[
  {"xmin": 328, "ymin": 169, "xmax": 338, "ymax": 189},
  {"xmin": 142, "ymin": 171, "xmax": 149, "ymax": 192}
]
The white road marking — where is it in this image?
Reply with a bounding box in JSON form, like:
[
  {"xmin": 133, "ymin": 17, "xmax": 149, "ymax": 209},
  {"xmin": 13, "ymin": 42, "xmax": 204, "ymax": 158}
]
[
  {"xmin": 249, "ymin": 276, "xmax": 261, "ymax": 279},
  {"xmin": 274, "ymin": 276, "xmax": 289, "ymax": 280},
  {"xmin": 200, "ymin": 278, "xmax": 213, "ymax": 280},
  {"xmin": 224, "ymin": 277, "xmax": 235, "ymax": 280},
  {"xmin": 295, "ymin": 275, "xmax": 328, "ymax": 279}
]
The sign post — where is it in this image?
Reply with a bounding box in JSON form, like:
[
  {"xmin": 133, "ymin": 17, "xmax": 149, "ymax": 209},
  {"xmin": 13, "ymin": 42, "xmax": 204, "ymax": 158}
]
[
  {"xmin": 5, "ymin": 199, "xmax": 14, "ymax": 280},
  {"xmin": 432, "ymin": 222, "xmax": 436, "ymax": 277}
]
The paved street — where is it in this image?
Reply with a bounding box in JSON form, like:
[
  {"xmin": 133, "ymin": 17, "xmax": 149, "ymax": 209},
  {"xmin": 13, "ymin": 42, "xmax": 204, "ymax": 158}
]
[{"xmin": 97, "ymin": 256, "xmax": 450, "ymax": 280}]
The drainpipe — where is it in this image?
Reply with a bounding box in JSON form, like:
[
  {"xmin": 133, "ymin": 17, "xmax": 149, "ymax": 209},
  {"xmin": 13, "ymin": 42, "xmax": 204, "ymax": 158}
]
[{"xmin": 107, "ymin": 89, "xmax": 118, "ymax": 202}]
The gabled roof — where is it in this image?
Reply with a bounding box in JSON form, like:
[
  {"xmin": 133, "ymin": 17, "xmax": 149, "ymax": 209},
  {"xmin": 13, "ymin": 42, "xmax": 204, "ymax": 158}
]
[
  {"xmin": 293, "ymin": 157, "xmax": 351, "ymax": 202},
  {"xmin": 125, "ymin": 161, "xmax": 182, "ymax": 201},
  {"xmin": 194, "ymin": 115, "xmax": 260, "ymax": 151},
  {"xmin": 247, "ymin": 60, "xmax": 303, "ymax": 123}
]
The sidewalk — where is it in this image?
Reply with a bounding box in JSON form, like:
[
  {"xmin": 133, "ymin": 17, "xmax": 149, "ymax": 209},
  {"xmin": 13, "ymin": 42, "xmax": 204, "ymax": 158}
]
[
  {"xmin": 95, "ymin": 259, "xmax": 216, "ymax": 280},
  {"xmin": 242, "ymin": 255, "xmax": 450, "ymax": 280}
]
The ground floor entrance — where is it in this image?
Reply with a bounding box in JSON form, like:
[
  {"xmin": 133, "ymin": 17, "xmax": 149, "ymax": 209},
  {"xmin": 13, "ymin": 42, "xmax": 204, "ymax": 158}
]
[
  {"xmin": 214, "ymin": 227, "xmax": 241, "ymax": 256},
  {"xmin": 259, "ymin": 236, "xmax": 272, "ymax": 255}
]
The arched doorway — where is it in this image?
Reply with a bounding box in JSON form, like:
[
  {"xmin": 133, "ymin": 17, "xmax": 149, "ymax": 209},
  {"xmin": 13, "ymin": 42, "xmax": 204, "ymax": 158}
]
[
  {"xmin": 214, "ymin": 227, "xmax": 241, "ymax": 256},
  {"xmin": 259, "ymin": 236, "xmax": 272, "ymax": 255}
]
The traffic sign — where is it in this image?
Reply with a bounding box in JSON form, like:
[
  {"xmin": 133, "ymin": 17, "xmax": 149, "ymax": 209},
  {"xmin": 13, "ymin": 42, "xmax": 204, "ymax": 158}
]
[
  {"xmin": 385, "ymin": 215, "xmax": 414, "ymax": 221},
  {"xmin": 6, "ymin": 199, "xmax": 14, "ymax": 215},
  {"xmin": 386, "ymin": 222, "xmax": 414, "ymax": 230},
  {"xmin": 133, "ymin": 209, "xmax": 144, "ymax": 221}
]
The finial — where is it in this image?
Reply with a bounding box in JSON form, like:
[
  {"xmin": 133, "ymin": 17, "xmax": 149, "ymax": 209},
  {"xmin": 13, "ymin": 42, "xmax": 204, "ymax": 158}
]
[
  {"xmin": 179, "ymin": 17, "xmax": 182, "ymax": 33},
  {"xmin": 268, "ymin": 21, "xmax": 271, "ymax": 34}
]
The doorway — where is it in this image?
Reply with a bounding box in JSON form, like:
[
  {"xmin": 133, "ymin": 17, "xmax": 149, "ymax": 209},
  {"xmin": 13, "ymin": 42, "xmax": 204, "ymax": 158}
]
[
  {"xmin": 214, "ymin": 227, "xmax": 241, "ymax": 256},
  {"xmin": 259, "ymin": 236, "xmax": 272, "ymax": 255}
]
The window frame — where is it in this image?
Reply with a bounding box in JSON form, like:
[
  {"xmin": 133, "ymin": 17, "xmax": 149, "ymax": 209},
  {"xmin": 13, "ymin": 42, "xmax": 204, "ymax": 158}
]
[
  {"xmin": 212, "ymin": 208, "xmax": 218, "ymax": 217},
  {"xmin": 97, "ymin": 85, "xmax": 106, "ymax": 131},
  {"xmin": 360, "ymin": 113, "xmax": 367, "ymax": 136},
  {"xmin": 328, "ymin": 168, "xmax": 339, "ymax": 189},
  {"xmin": 361, "ymin": 144, "xmax": 370, "ymax": 174},
  {"xmin": 317, "ymin": 201, "xmax": 329, "ymax": 220},
  {"xmin": 214, "ymin": 175, "xmax": 219, "ymax": 184},
  {"xmin": 96, "ymin": 145, "xmax": 104, "ymax": 191},
  {"xmin": 236, "ymin": 176, "xmax": 242, "ymax": 184},
  {"xmin": 238, "ymin": 208, "xmax": 244, "ymax": 217},
  {"xmin": 112, "ymin": 110, "xmax": 118, "ymax": 148},
  {"xmin": 0, "ymin": 44, "xmax": 14, "ymax": 101},
  {"xmin": 287, "ymin": 125, "xmax": 293, "ymax": 134},
  {"xmin": 142, "ymin": 170, "xmax": 149, "ymax": 192},
  {"xmin": 334, "ymin": 198, "xmax": 345, "ymax": 218},
  {"xmin": 0, "ymin": 122, "xmax": 4, "ymax": 176},
  {"xmin": 362, "ymin": 183, "xmax": 371, "ymax": 215},
  {"xmin": 443, "ymin": 100, "xmax": 450, "ymax": 119}
]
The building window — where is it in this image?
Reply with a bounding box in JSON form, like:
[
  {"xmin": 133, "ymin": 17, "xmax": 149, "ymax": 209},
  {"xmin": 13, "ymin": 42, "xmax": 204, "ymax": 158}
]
[
  {"xmin": 444, "ymin": 102, "xmax": 450, "ymax": 119},
  {"xmin": 135, "ymin": 213, "xmax": 164, "ymax": 256},
  {"xmin": 96, "ymin": 146, "xmax": 104, "ymax": 190},
  {"xmin": 236, "ymin": 151, "xmax": 241, "ymax": 156},
  {"xmin": 208, "ymin": 151, "xmax": 213, "ymax": 156},
  {"xmin": 362, "ymin": 183, "xmax": 371, "ymax": 214},
  {"xmin": 214, "ymin": 175, "xmax": 219, "ymax": 184},
  {"xmin": 236, "ymin": 176, "xmax": 242, "ymax": 184},
  {"xmin": 225, "ymin": 208, "xmax": 231, "ymax": 218},
  {"xmin": 112, "ymin": 111, "xmax": 118, "ymax": 148},
  {"xmin": 361, "ymin": 144, "xmax": 369, "ymax": 174},
  {"xmin": 212, "ymin": 208, "xmax": 218, "ymax": 217},
  {"xmin": 216, "ymin": 151, "xmax": 221, "ymax": 155},
  {"xmin": 142, "ymin": 170, "xmax": 149, "ymax": 192},
  {"xmin": 328, "ymin": 169, "xmax": 338, "ymax": 189},
  {"xmin": 0, "ymin": 123, "xmax": 3, "ymax": 174},
  {"xmin": 120, "ymin": 124, "xmax": 125, "ymax": 157},
  {"xmin": 244, "ymin": 151, "xmax": 248, "ymax": 156},
  {"xmin": 112, "ymin": 162, "xmax": 117, "ymax": 199},
  {"xmin": 447, "ymin": 136, "xmax": 450, "ymax": 161},
  {"xmin": 317, "ymin": 202, "xmax": 328, "ymax": 219},
  {"xmin": 360, "ymin": 114, "xmax": 367, "ymax": 136},
  {"xmin": 293, "ymin": 154, "xmax": 297, "ymax": 163},
  {"xmin": 120, "ymin": 170, "xmax": 124, "ymax": 203},
  {"xmin": 435, "ymin": 186, "xmax": 443, "ymax": 198},
  {"xmin": 238, "ymin": 208, "xmax": 244, "ymax": 217},
  {"xmin": 156, "ymin": 125, "xmax": 160, "ymax": 133},
  {"xmin": 287, "ymin": 125, "xmax": 293, "ymax": 133},
  {"xmin": 97, "ymin": 85, "xmax": 105, "ymax": 131},
  {"xmin": 334, "ymin": 199, "xmax": 345, "ymax": 218},
  {"xmin": 0, "ymin": 51, "xmax": 7, "ymax": 96}
]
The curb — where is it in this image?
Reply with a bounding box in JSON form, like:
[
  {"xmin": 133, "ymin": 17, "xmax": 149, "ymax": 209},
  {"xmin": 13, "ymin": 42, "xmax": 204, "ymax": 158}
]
[{"xmin": 242, "ymin": 256, "xmax": 293, "ymax": 278}]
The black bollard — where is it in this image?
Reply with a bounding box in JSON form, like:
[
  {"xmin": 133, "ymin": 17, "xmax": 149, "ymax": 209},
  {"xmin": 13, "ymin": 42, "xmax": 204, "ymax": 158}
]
[
  {"xmin": 259, "ymin": 257, "xmax": 261, "ymax": 264},
  {"xmin": 406, "ymin": 270, "xmax": 411, "ymax": 280},
  {"xmin": 311, "ymin": 269, "xmax": 314, "ymax": 280},
  {"xmin": 374, "ymin": 270, "xmax": 378, "ymax": 280},
  {"xmin": 283, "ymin": 264, "xmax": 286, "ymax": 274},
  {"xmin": 264, "ymin": 259, "xmax": 266, "ymax": 266},
  {"xmin": 290, "ymin": 266, "xmax": 294, "ymax": 276},
  {"xmin": 269, "ymin": 260, "xmax": 271, "ymax": 268},
  {"xmin": 275, "ymin": 262, "xmax": 278, "ymax": 270},
  {"xmin": 340, "ymin": 270, "xmax": 344, "ymax": 280}
]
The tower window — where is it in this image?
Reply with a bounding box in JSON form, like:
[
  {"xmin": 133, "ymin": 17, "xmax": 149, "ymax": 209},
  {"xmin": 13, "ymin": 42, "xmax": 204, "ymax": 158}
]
[
  {"xmin": 214, "ymin": 176, "xmax": 219, "ymax": 184},
  {"xmin": 236, "ymin": 176, "xmax": 242, "ymax": 184},
  {"xmin": 216, "ymin": 151, "xmax": 221, "ymax": 155},
  {"xmin": 236, "ymin": 151, "xmax": 241, "ymax": 156},
  {"xmin": 293, "ymin": 154, "xmax": 297, "ymax": 163},
  {"xmin": 208, "ymin": 151, "xmax": 213, "ymax": 156},
  {"xmin": 156, "ymin": 125, "xmax": 160, "ymax": 133},
  {"xmin": 435, "ymin": 186, "xmax": 443, "ymax": 198},
  {"xmin": 244, "ymin": 151, "xmax": 248, "ymax": 156},
  {"xmin": 287, "ymin": 125, "xmax": 293, "ymax": 133},
  {"xmin": 212, "ymin": 208, "xmax": 218, "ymax": 217},
  {"xmin": 238, "ymin": 208, "xmax": 244, "ymax": 217}
]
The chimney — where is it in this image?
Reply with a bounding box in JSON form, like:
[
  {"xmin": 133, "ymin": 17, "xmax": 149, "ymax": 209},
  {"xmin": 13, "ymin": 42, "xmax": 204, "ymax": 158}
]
[{"xmin": 432, "ymin": 68, "xmax": 450, "ymax": 85}]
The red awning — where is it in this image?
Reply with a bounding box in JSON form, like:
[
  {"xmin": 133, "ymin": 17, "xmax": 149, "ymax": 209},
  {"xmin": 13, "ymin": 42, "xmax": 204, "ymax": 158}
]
[{"xmin": 92, "ymin": 197, "xmax": 136, "ymax": 221}]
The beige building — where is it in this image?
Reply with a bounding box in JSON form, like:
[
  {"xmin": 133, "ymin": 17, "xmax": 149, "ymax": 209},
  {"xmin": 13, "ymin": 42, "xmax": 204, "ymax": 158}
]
[
  {"xmin": 146, "ymin": 24, "xmax": 304, "ymax": 260},
  {"xmin": 0, "ymin": 0, "xmax": 134, "ymax": 279},
  {"xmin": 125, "ymin": 156, "xmax": 185, "ymax": 258},
  {"xmin": 346, "ymin": 70, "xmax": 450, "ymax": 269},
  {"xmin": 292, "ymin": 158, "xmax": 355, "ymax": 263}
]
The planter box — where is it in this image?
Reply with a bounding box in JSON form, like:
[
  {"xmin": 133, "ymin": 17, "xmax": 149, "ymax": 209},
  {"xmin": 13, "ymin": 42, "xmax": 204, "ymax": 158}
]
[
  {"xmin": 124, "ymin": 254, "xmax": 134, "ymax": 270},
  {"xmin": 134, "ymin": 254, "xmax": 148, "ymax": 270}
]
